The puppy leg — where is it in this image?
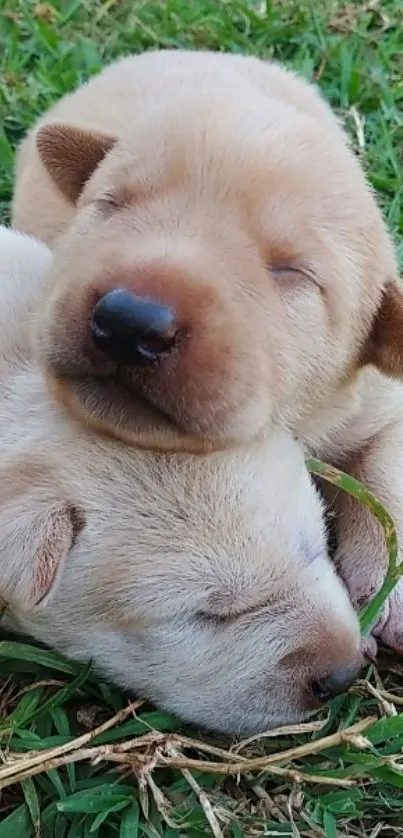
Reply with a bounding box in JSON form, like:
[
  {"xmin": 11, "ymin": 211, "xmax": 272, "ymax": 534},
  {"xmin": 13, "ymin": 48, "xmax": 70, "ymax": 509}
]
[{"xmin": 326, "ymin": 421, "xmax": 403, "ymax": 653}]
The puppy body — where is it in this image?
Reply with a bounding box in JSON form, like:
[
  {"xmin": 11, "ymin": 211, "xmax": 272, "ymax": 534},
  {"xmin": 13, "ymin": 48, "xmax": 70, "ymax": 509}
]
[
  {"xmin": 11, "ymin": 50, "xmax": 403, "ymax": 649},
  {"xmin": 0, "ymin": 225, "xmax": 367, "ymax": 733}
]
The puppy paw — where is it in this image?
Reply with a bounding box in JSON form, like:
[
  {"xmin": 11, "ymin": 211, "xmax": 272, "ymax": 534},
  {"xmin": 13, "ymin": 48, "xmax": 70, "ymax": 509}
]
[
  {"xmin": 371, "ymin": 581, "xmax": 403, "ymax": 655},
  {"xmin": 339, "ymin": 561, "xmax": 403, "ymax": 655}
]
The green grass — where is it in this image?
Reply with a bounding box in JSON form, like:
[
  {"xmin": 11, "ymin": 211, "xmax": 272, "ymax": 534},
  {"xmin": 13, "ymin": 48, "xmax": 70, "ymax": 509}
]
[{"xmin": 0, "ymin": 0, "xmax": 403, "ymax": 835}]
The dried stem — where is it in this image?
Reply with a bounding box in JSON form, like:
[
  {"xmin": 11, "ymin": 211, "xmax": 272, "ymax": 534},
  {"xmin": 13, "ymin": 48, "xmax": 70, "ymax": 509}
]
[
  {"xmin": 159, "ymin": 717, "xmax": 376, "ymax": 774},
  {"xmin": 0, "ymin": 715, "xmax": 376, "ymax": 792}
]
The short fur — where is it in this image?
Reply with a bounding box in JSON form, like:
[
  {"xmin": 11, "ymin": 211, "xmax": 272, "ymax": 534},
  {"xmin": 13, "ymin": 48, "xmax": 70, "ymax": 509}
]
[
  {"xmin": 12, "ymin": 50, "xmax": 403, "ymax": 651},
  {"xmin": 0, "ymin": 225, "xmax": 367, "ymax": 734}
]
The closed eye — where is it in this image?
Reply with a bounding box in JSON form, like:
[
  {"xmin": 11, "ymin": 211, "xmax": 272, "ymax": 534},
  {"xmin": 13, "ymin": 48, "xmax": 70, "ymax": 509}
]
[
  {"xmin": 195, "ymin": 595, "xmax": 279, "ymax": 626},
  {"xmin": 195, "ymin": 610, "xmax": 233, "ymax": 626},
  {"xmin": 95, "ymin": 192, "xmax": 125, "ymax": 212},
  {"xmin": 271, "ymin": 264, "xmax": 322, "ymax": 291}
]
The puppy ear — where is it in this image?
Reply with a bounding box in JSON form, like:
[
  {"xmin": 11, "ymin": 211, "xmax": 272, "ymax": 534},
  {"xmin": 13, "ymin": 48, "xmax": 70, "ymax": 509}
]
[
  {"xmin": 36, "ymin": 123, "xmax": 116, "ymax": 203},
  {"xmin": 361, "ymin": 280, "xmax": 403, "ymax": 378},
  {"xmin": 0, "ymin": 491, "xmax": 84, "ymax": 614}
]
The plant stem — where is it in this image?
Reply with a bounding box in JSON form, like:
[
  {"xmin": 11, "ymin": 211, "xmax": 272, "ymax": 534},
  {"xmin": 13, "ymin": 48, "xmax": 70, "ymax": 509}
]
[{"xmin": 307, "ymin": 458, "xmax": 402, "ymax": 634}]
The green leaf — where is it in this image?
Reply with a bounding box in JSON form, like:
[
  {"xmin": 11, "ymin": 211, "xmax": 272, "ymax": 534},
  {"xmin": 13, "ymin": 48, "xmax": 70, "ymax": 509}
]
[
  {"xmin": 120, "ymin": 802, "xmax": 140, "ymax": 838},
  {"xmin": 0, "ymin": 803, "xmax": 32, "ymax": 838},
  {"xmin": 47, "ymin": 767, "xmax": 68, "ymax": 801},
  {"xmin": 370, "ymin": 765, "xmax": 403, "ymax": 788},
  {"xmin": 140, "ymin": 824, "xmax": 163, "ymax": 838},
  {"xmin": 8, "ymin": 687, "xmax": 45, "ymax": 728},
  {"xmin": 50, "ymin": 707, "xmax": 75, "ymax": 791},
  {"xmin": 12, "ymin": 730, "xmax": 71, "ymax": 751},
  {"xmin": 59, "ymin": 0, "xmax": 83, "ymax": 25},
  {"xmin": 323, "ymin": 810, "xmax": 338, "ymax": 838},
  {"xmin": 307, "ymin": 459, "xmax": 402, "ymax": 632},
  {"xmin": 90, "ymin": 800, "xmax": 130, "ymax": 831},
  {"xmin": 66, "ymin": 820, "xmax": 86, "ymax": 838},
  {"xmin": 57, "ymin": 787, "xmax": 133, "ymax": 815},
  {"xmin": 0, "ymin": 129, "xmax": 14, "ymax": 169},
  {"xmin": 93, "ymin": 712, "xmax": 180, "ymax": 745},
  {"xmin": 33, "ymin": 661, "xmax": 92, "ymax": 721},
  {"xmin": 53, "ymin": 813, "xmax": 69, "ymax": 838},
  {"xmin": 316, "ymin": 789, "xmax": 362, "ymax": 818},
  {"xmin": 0, "ymin": 642, "xmax": 85, "ymax": 677},
  {"xmin": 21, "ymin": 777, "xmax": 41, "ymax": 836},
  {"xmin": 366, "ymin": 715, "xmax": 403, "ymax": 745}
]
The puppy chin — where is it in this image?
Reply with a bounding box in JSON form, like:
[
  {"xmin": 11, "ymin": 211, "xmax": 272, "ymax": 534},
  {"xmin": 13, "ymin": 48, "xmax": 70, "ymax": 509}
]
[{"xmin": 45, "ymin": 372, "xmax": 224, "ymax": 453}]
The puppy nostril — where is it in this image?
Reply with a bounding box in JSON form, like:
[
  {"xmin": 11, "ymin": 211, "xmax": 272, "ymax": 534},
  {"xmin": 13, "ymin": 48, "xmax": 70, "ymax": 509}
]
[
  {"xmin": 310, "ymin": 661, "xmax": 362, "ymax": 702},
  {"xmin": 90, "ymin": 289, "xmax": 179, "ymax": 365},
  {"xmin": 311, "ymin": 679, "xmax": 333, "ymax": 703}
]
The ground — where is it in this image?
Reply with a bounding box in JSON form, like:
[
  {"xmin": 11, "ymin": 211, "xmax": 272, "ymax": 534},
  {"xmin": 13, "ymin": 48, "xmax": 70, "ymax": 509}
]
[{"xmin": 0, "ymin": 0, "xmax": 403, "ymax": 836}]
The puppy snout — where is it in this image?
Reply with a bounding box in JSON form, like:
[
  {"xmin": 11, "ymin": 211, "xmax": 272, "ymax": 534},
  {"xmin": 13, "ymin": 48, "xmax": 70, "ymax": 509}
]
[
  {"xmin": 91, "ymin": 289, "xmax": 179, "ymax": 365},
  {"xmin": 310, "ymin": 659, "xmax": 362, "ymax": 702}
]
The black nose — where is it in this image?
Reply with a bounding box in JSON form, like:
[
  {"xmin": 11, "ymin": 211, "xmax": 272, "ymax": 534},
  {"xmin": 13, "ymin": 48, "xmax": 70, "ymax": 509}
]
[
  {"xmin": 311, "ymin": 661, "xmax": 361, "ymax": 702},
  {"xmin": 91, "ymin": 289, "xmax": 179, "ymax": 365}
]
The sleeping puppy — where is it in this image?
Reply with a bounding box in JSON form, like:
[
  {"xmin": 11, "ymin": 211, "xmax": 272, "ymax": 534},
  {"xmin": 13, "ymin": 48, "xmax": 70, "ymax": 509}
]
[
  {"xmin": 0, "ymin": 225, "xmax": 368, "ymax": 734},
  {"xmin": 11, "ymin": 49, "xmax": 403, "ymax": 653}
]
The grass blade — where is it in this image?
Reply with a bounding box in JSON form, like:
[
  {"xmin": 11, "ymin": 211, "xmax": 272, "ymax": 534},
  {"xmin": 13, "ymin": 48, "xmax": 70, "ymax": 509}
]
[{"xmin": 307, "ymin": 458, "xmax": 402, "ymax": 632}]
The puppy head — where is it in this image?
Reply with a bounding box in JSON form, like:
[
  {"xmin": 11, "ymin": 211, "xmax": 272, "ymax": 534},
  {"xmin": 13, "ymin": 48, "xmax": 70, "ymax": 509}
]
[
  {"xmin": 0, "ymin": 224, "xmax": 367, "ymax": 733},
  {"xmin": 33, "ymin": 53, "xmax": 403, "ymax": 451},
  {"xmin": 7, "ymin": 420, "xmax": 367, "ymax": 734}
]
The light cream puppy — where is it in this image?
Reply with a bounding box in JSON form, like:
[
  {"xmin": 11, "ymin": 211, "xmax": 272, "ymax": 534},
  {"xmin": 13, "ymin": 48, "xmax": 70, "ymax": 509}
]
[
  {"xmin": 12, "ymin": 49, "xmax": 403, "ymax": 653},
  {"xmin": 0, "ymin": 225, "xmax": 367, "ymax": 734}
]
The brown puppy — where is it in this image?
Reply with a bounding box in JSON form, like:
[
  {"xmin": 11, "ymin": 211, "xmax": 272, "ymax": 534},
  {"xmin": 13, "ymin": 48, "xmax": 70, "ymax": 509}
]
[
  {"xmin": 12, "ymin": 50, "xmax": 403, "ymax": 651},
  {"xmin": 0, "ymin": 225, "xmax": 369, "ymax": 734}
]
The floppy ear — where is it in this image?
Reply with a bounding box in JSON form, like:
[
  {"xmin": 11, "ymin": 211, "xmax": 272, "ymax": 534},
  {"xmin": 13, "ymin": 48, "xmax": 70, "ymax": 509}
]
[
  {"xmin": 361, "ymin": 280, "xmax": 403, "ymax": 378},
  {"xmin": 0, "ymin": 489, "xmax": 84, "ymax": 614},
  {"xmin": 36, "ymin": 123, "xmax": 116, "ymax": 204}
]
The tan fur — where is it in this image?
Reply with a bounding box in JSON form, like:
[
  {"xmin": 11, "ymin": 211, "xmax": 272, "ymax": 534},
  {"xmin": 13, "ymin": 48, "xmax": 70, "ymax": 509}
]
[
  {"xmin": 0, "ymin": 225, "xmax": 368, "ymax": 733},
  {"xmin": 0, "ymin": 456, "xmax": 82, "ymax": 611},
  {"xmin": 11, "ymin": 50, "xmax": 403, "ymax": 652}
]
